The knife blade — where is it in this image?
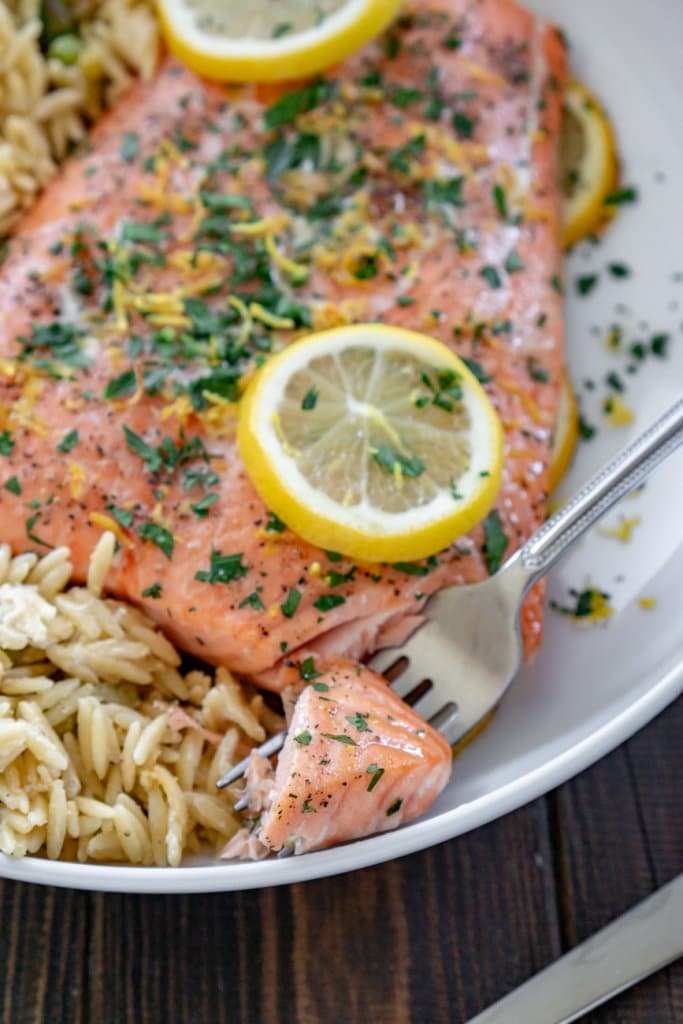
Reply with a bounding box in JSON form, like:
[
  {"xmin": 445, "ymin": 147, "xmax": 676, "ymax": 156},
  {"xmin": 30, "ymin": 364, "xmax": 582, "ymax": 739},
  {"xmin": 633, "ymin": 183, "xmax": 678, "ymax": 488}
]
[{"xmin": 465, "ymin": 873, "xmax": 683, "ymax": 1024}]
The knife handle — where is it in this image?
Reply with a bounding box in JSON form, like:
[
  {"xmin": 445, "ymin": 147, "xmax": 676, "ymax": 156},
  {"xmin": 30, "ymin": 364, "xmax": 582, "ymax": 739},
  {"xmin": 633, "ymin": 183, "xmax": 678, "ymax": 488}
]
[{"xmin": 466, "ymin": 873, "xmax": 683, "ymax": 1024}]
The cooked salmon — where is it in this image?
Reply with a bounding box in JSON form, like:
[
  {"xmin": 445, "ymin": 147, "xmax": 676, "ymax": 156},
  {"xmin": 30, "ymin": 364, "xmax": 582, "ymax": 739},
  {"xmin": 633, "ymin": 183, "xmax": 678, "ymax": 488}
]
[
  {"xmin": 0, "ymin": 0, "xmax": 567, "ymax": 687},
  {"xmin": 222, "ymin": 658, "xmax": 453, "ymax": 856}
]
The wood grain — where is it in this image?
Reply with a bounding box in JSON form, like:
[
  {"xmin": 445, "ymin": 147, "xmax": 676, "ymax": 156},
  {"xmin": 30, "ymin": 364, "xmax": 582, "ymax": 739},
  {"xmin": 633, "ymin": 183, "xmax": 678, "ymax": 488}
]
[
  {"xmin": 548, "ymin": 698, "xmax": 683, "ymax": 1024},
  {"xmin": 0, "ymin": 697, "xmax": 679, "ymax": 1024}
]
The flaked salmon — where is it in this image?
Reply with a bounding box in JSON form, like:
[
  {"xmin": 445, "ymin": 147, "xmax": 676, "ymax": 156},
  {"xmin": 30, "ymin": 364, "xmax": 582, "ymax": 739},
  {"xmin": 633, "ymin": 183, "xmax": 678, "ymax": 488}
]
[
  {"xmin": 0, "ymin": 0, "xmax": 567, "ymax": 688},
  {"xmin": 223, "ymin": 658, "xmax": 452, "ymax": 856}
]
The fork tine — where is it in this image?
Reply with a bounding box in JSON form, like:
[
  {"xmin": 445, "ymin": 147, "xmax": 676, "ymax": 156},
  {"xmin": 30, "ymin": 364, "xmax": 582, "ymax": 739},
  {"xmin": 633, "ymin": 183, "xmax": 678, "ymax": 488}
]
[{"xmin": 216, "ymin": 731, "xmax": 286, "ymax": 789}]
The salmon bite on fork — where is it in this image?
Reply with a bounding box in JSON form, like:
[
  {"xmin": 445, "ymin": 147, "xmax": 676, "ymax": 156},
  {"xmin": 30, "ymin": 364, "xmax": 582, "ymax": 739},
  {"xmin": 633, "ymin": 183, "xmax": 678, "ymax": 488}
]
[{"xmin": 222, "ymin": 399, "xmax": 683, "ymax": 857}]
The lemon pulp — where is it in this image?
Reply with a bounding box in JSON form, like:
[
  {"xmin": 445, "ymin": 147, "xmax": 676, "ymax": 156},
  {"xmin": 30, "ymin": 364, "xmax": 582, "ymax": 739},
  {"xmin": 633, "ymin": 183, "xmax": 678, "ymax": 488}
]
[
  {"xmin": 238, "ymin": 325, "xmax": 504, "ymax": 562},
  {"xmin": 157, "ymin": 0, "xmax": 404, "ymax": 82}
]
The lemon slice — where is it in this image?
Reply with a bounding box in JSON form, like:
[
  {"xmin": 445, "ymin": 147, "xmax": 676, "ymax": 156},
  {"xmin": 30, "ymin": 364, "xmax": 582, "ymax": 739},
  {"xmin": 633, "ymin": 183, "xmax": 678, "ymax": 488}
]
[
  {"xmin": 238, "ymin": 324, "xmax": 503, "ymax": 563},
  {"xmin": 548, "ymin": 371, "xmax": 579, "ymax": 493},
  {"xmin": 560, "ymin": 79, "xmax": 620, "ymax": 248},
  {"xmin": 157, "ymin": 0, "xmax": 403, "ymax": 82}
]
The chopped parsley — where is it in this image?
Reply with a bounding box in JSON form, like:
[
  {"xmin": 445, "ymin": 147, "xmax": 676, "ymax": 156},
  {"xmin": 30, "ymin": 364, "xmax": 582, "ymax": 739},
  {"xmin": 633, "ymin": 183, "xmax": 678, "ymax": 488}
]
[
  {"xmin": 321, "ymin": 733, "xmax": 357, "ymax": 746},
  {"xmin": 480, "ymin": 265, "xmax": 503, "ymax": 290},
  {"xmin": 120, "ymin": 132, "xmax": 140, "ymax": 163},
  {"xmin": 604, "ymin": 186, "xmax": 638, "ymax": 206},
  {"xmin": 526, "ymin": 357, "xmax": 549, "ymax": 382},
  {"xmin": 4, "ymin": 476, "xmax": 21, "ymax": 496},
  {"xmin": 386, "ymin": 798, "xmax": 403, "ymax": 816},
  {"xmin": 17, "ymin": 322, "xmax": 89, "ymax": 370},
  {"xmin": 280, "ymin": 587, "xmax": 302, "ymax": 618},
  {"xmin": 105, "ymin": 504, "xmax": 133, "ymax": 528},
  {"xmin": 56, "ymin": 429, "xmax": 79, "ymax": 453},
  {"xmin": 301, "ymin": 386, "xmax": 319, "ymax": 411},
  {"xmin": 325, "ymin": 568, "xmax": 355, "ymax": 587},
  {"xmin": 414, "ymin": 367, "xmax": 462, "ymax": 411},
  {"xmin": 482, "ymin": 509, "xmax": 508, "ymax": 575},
  {"xmin": 313, "ymin": 594, "xmax": 346, "ymax": 612},
  {"xmin": 461, "ymin": 357, "xmax": 491, "ymax": 383},
  {"xmin": 264, "ymin": 79, "xmax": 337, "ymax": 129},
  {"xmin": 608, "ymin": 262, "xmax": 631, "ymax": 278},
  {"xmin": 238, "ymin": 591, "xmax": 265, "ymax": 611},
  {"xmin": 492, "ymin": 184, "xmax": 508, "ymax": 219},
  {"xmin": 366, "ymin": 764, "xmax": 385, "ymax": 791},
  {"xmin": 651, "ymin": 333, "xmax": 669, "ymax": 358},
  {"xmin": 294, "ymin": 731, "xmax": 312, "ymax": 745},
  {"xmin": 373, "ymin": 444, "xmax": 425, "ymax": 479},
  {"xmin": 0, "ymin": 430, "xmax": 14, "ymax": 456},
  {"xmin": 388, "ymin": 134, "xmax": 426, "ymax": 173},
  {"xmin": 577, "ymin": 274, "xmax": 599, "ymax": 296},
  {"xmin": 504, "ymin": 249, "xmax": 525, "ymax": 274},
  {"xmin": 265, "ymin": 511, "xmax": 287, "ymax": 533},
  {"xmin": 191, "ymin": 492, "xmax": 219, "ymax": 517},
  {"xmin": 346, "ymin": 713, "xmax": 370, "ymax": 732},
  {"xmin": 103, "ymin": 369, "xmax": 137, "ymax": 400},
  {"xmin": 299, "ymin": 657, "xmax": 322, "ymax": 681},
  {"xmin": 195, "ymin": 549, "xmax": 248, "ymax": 585},
  {"xmin": 452, "ymin": 110, "xmax": 474, "ymax": 139},
  {"xmin": 120, "ymin": 221, "xmax": 165, "ymax": 245},
  {"xmin": 422, "ymin": 176, "xmax": 465, "ymax": 207},
  {"xmin": 138, "ymin": 522, "xmax": 174, "ymax": 559},
  {"xmin": 391, "ymin": 559, "xmax": 434, "ymax": 576},
  {"xmin": 142, "ymin": 582, "xmax": 162, "ymax": 599}
]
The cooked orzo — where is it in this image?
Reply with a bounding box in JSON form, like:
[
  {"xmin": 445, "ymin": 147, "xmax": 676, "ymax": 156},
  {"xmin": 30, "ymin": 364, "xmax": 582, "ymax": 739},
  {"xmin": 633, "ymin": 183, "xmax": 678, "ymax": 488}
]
[
  {"xmin": 0, "ymin": 0, "xmax": 158, "ymax": 236},
  {"xmin": 0, "ymin": 533, "xmax": 283, "ymax": 865}
]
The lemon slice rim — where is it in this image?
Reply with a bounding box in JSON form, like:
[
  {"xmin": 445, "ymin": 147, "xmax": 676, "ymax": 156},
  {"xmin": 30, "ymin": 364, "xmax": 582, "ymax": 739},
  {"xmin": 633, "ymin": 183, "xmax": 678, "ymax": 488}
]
[
  {"xmin": 157, "ymin": 0, "xmax": 404, "ymax": 82},
  {"xmin": 548, "ymin": 370, "xmax": 579, "ymax": 493},
  {"xmin": 561, "ymin": 78, "xmax": 620, "ymax": 249},
  {"xmin": 238, "ymin": 324, "xmax": 504, "ymax": 563}
]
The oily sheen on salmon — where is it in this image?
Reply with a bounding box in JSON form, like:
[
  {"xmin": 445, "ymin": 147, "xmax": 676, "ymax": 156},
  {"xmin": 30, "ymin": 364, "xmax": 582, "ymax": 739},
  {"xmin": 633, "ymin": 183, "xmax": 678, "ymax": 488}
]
[{"xmin": 0, "ymin": 0, "xmax": 567, "ymax": 851}]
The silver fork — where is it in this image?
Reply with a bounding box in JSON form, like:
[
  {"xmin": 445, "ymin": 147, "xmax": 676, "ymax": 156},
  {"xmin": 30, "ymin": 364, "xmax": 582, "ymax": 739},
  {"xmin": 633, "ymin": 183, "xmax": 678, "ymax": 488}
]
[{"xmin": 218, "ymin": 397, "xmax": 683, "ymax": 797}]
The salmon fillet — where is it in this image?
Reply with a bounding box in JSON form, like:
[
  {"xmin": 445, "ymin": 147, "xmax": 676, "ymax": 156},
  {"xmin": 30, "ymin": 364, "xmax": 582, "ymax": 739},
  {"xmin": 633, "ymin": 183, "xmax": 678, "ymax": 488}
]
[
  {"xmin": 223, "ymin": 659, "xmax": 453, "ymax": 856},
  {"xmin": 0, "ymin": 0, "xmax": 567, "ymax": 687}
]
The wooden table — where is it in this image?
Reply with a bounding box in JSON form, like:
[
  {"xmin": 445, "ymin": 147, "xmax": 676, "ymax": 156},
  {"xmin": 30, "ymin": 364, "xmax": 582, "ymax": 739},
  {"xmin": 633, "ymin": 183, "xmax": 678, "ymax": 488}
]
[{"xmin": 1, "ymin": 697, "xmax": 680, "ymax": 1024}]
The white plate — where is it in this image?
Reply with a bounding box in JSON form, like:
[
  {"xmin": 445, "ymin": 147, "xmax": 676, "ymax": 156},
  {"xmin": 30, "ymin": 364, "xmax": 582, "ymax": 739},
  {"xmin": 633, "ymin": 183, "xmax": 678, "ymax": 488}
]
[{"xmin": 2, "ymin": 0, "xmax": 682, "ymax": 892}]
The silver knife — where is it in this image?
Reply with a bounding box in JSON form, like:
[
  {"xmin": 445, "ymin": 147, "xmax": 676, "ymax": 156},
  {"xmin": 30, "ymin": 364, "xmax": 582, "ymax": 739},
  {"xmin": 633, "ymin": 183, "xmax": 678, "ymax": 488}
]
[{"xmin": 465, "ymin": 873, "xmax": 683, "ymax": 1024}]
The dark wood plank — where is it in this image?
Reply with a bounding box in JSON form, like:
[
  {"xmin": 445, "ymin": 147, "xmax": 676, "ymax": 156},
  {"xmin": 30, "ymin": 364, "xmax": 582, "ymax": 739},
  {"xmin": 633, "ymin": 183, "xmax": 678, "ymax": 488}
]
[
  {"xmin": 0, "ymin": 880, "xmax": 88, "ymax": 1024},
  {"xmin": 549, "ymin": 697, "xmax": 682, "ymax": 1024},
  {"xmin": 82, "ymin": 800, "xmax": 559, "ymax": 1024},
  {"xmin": 0, "ymin": 699, "xmax": 679, "ymax": 1024}
]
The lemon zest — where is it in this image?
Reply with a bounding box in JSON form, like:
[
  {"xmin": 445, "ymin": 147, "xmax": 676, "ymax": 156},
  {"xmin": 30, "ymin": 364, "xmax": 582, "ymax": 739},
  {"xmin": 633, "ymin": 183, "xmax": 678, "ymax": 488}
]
[
  {"xmin": 603, "ymin": 396, "xmax": 634, "ymax": 427},
  {"xmin": 638, "ymin": 596, "xmax": 657, "ymax": 610},
  {"xmin": 229, "ymin": 214, "xmax": 291, "ymax": 237},
  {"xmin": 68, "ymin": 461, "xmax": 88, "ymax": 500},
  {"xmin": 499, "ymin": 377, "xmax": 551, "ymax": 426},
  {"xmin": 89, "ymin": 512, "xmax": 133, "ymax": 547},
  {"xmin": 249, "ymin": 303, "xmax": 296, "ymax": 331},
  {"xmin": 600, "ymin": 516, "xmax": 641, "ymax": 543},
  {"xmin": 264, "ymin": 234, "xmax": 309, "ymax": 284}
]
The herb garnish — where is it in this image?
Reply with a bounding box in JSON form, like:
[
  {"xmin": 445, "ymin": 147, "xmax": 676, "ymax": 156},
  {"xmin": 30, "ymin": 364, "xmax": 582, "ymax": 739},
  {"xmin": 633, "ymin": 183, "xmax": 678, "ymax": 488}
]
[
  {"xmin": 56, "ymin": 429, "xmax": 79, "ymax": 453},
  {"xmin": 373, "ymin": 444, "xmax": 425, "ymax": 479},
  {"xmin": 366, "ymin": 764, "xmax": 385, "ymax": 791},
  {"xmin": 138, "ymin": 522, "xmax": 174, "ymax": 559},
  {"xmin": 281, "ymin": 587, "xmax": 302, "ymax": 618},
  {"xmin": 195, "ymin": 549, "xmax": 248, "ymax": 584},
  {"xmin": 482, "ymin": 509, "xmax": 508, "ymax": 575},
  {"xmin": 0, "ymin": 430, "xmax": 14, "ymax": 456}
]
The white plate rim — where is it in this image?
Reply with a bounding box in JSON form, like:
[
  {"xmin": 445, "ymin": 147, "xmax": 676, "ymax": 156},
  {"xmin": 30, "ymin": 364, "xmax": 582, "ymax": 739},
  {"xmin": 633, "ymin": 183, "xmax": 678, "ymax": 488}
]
[{"xmin": 1, "ymin": 659, "xmax": 679, "ymax": 893}]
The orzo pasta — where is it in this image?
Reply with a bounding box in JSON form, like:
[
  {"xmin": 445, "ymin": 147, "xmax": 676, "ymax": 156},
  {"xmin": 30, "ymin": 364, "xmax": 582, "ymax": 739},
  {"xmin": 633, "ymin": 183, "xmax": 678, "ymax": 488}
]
[{"xmin": 0, "ymin": 534, "xmax": 283, "ymax": 865}]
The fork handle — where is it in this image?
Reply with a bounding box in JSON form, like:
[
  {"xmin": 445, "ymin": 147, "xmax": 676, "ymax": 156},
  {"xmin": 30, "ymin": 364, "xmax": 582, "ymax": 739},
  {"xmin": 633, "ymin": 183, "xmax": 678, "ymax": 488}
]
[{"xmin": 517, "ymin": 397, "xmax": 683, "ymax": 587}]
